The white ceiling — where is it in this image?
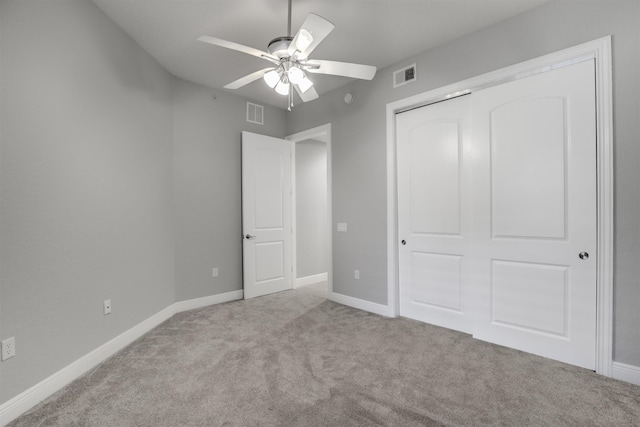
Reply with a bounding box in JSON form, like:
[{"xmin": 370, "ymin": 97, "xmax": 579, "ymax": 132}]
[{"xmin": 91, "ymin": 0, "xmax": 550, "ymax": 109}]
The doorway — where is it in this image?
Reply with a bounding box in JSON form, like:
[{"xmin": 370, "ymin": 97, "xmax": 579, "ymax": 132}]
[
  {"xmin": 288, "ymin": 124, "xmax": 332, "ymax": 294},
  {"xmin": 242, "ymin": 124, "xmax": 332, "ymax": 299}
]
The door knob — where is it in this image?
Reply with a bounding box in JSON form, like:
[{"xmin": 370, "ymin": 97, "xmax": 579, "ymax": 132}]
[
  {"xmin": 401, "ymin": 240, "xmax": 406, "ymax": 246},
  {"xmin": 579, "ymin": 252, "xmax": 589, "ymax": 260},
  {"xmin": 245, "ymin": 234, "xmax": 257, "ymax": 240}
]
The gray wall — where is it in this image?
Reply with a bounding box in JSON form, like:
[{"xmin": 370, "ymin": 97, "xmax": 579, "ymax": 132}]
[
  {"xmin": 295, "ymin": 140, "xmax": 328, "ymax": 278},
  {"xmin": 173, "ymin": 78, "xmax": 287, "ymax": 301},
  {"xmin": 0, "ymin": 0, "xmax": 175, "ymax": 403},
  {"xmin": 287, "ymin": 0, "xmax": 640, "ymax": 366}
]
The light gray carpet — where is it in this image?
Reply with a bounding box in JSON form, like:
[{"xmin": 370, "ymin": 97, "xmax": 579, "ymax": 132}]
[{"xmin": 9, "ymin": 283, "xmax": 640, "ymax": 426}]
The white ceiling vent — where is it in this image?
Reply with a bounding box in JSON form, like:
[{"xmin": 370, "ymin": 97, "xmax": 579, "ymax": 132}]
[
  {"xmin": 246, "ymin": 102, "xmax": 264, "ymax": 125},
  {"xmin": 393, "ymin": 64, "xmax": 417, "ymax": 88}
]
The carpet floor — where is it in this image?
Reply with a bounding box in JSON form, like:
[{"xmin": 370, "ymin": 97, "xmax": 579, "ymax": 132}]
[{"xmin": 9, "ymin": 283, "xmax": 640, "ymax": 426}]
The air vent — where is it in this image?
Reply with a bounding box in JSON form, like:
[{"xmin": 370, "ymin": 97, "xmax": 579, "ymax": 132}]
[
  {"xmin": 393, "ymin": 64, "xmax": 417, "ymax": 88},
  {"xmin": 246, "ymin": 102, "xmax": 264, "ymax": 125}
]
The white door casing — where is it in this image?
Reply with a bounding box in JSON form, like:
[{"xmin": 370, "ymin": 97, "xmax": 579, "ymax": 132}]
[
  {"xmin": 397, "ymin": 95, "xmax": 473, "ymax": 333},
  {"xmin": 242, "ymin": 131, "xmax": 293, "ymax": 299},
  {"xmin": 470, "ymin": 60, "xmax": 597, "ymax": 369}
]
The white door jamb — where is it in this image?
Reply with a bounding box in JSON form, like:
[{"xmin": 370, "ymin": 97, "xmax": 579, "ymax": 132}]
[{"xmin": 287, "ymin": 123, "xmax": 333, "ymax": 295}]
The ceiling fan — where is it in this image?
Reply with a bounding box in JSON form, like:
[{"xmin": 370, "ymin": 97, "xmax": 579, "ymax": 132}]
[{"xmin": 197, "ymin": 0, "xmax": 377, "ymax": 110}]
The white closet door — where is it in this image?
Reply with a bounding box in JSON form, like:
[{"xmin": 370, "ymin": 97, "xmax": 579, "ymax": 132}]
[
  {"xmin": 397, "ymin": 95, "xmax": 473, "ymax": 334},
  {"xmin": 471, "ymin": 60, "xmax": 597, "ymax": 369}
]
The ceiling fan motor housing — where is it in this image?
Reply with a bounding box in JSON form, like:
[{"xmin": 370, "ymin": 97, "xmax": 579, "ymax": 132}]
[{"xmin": 268, "ymin": 36, "xmax": 294, "ymax": 58}]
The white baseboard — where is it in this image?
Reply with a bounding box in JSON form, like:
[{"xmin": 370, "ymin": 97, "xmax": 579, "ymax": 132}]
[
  {"xmin": 173, "ymin": 289, "xmax": 243, "ymax": 313},
  {"xmin": 0, "ymin": 290, "xmax": 244, "ymax": 427},
  {"xmin": 295, "ymin": 273, "xmax": 328, "ymax": 289},
  {"xmin": 611, "ymin": 361, "xmax": 640, "ymax": 386},
  {"xmin": 328, "ymin": 291, "xmax": 393, "ymax": 317}
]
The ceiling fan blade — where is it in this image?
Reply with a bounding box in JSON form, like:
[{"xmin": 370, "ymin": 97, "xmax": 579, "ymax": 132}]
[
  {"xmin": 294, "ymin": 84, "xmax": 319, "ymax": 102},
  {"xmin": 305, "ymin": 60, "xmax": 377, "ymax": 80},
  {"xmin": 288, "ymin": 13, "xmax": 335, "ymax": 60},
  {"xmin": 224, "ymin": 68, "xmax": 275, "ymax": 90},
  {"xmin": 198, "ymin": 36, "xmax": 278, "ymax": 63}
]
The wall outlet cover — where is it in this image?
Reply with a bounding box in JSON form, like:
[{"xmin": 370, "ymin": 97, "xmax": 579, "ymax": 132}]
[
  {"xmin": 103, "ymin": 299, "xmax": 112, "ymax": 315},
  {"xmin": 2, "ymin": 337, "xmax": 16, "ymax": 361}
]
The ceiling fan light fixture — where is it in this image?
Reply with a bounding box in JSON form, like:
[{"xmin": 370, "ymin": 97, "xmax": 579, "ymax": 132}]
[
  {"xmin": 297, "ymin": 75, "xmax": 314, "ymax": 93},
  {"xmin": 295, "ymin": 29, "xmax": 313, "ymax": 52},
  {"xmin": 198, "ymin": 2, "xmax": 376, "ymax": 108},
  {"xmin": 275, "ymin": 79, "xmax": 290, "ymax": 96},
  {"xmin": 287, "ymin": 66, "xmax": 305, "ymax": 85},
  {"xmin": 263, "ymin": 69, "xmax": 281, "ymax": 88}
]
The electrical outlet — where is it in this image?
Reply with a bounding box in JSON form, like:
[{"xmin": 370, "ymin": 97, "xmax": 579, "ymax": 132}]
[
  {"xmin": 337, "ymin": 223, "xmax": 348, "ymax": 232},
  {"xmin": 103, "ymin": 299, "xmax": 112, "ymax": 315},
  {"xmin": 354, "ymin": 270, "xmax": 360, "ymax": 280},
  {"xmin": 2, "ymin": 337, "xmax": 16, "ymax": 361},
  {"xmin": 212, "ymin": 268, "xmax": 219, "ymax": 277}
]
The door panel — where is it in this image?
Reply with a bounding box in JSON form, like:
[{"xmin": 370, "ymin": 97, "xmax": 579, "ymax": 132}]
[
  {"xmin": 411, "ymin": 252, "xmax": 463, "ymax": 311},
  {"xmin": 254, "ymin": 149, "xmax": 285, "ymax": 229},
  {"xmin": 409, "ymin": 121, "xmax": 461, "ymax": 235},
  {"xmin": 490, "ymin": 97, "xmax": 567, "ymax": 239},
  {"xmin": 490, "ymin": 260, "xmax": 568, "ymax": 336},
  {"xmin": 242, "ymin": 131, "xmax": 292, "ymax": 299},
  {"xmin": 254, "ymin": 241, "xmax": 285, "ymax": 282},
  {"xmin": 398, "ymin": 95, "xmax": 472, "ymax": 334},
  {"xmin": 472, "ymin": 60, "xmax": 596, "ymax": 369}
]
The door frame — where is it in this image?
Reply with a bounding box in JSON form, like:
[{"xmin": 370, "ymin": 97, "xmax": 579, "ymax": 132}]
[
  {"xmin": 385, "ymin": 36, "xmax": 614, "ymax": 376},
  {"xmin": 287, "ymin": 123, "xmax": 333, "ymax": 295}
]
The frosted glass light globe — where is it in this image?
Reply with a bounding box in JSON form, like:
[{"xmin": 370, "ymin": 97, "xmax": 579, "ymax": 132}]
[
  {"xmin": 263, "ymin": 70, "xmax": 280, "ymax": 88},
  {"xmin": 275, "ymin": 80, "xmax": 290, "ymax": 96},
  {"xmin": 287, "ymin": 66, "xmax": 304, "ymax": 85}
]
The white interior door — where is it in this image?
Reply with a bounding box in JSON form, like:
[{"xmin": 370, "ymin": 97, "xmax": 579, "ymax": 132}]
[
  {"xmin": 471, "ymin": 60, "xmax": 597, "ymax": 369},
  {"xmin": 397, "ymin": 95, "xmax": 473, "ymax": 333},
  {"xmin": 242, "ymin": 131, "xmax": 293, "ymax": 299}
]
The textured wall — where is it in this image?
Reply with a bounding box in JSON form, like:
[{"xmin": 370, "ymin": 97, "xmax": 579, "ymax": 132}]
[
  {"xmin": 287, "ymin": 0, "xmax": 640, "ymax": 366},
  {"xmin": 0, "ymin": 0, "xmax": 175, "ymax": 403}
]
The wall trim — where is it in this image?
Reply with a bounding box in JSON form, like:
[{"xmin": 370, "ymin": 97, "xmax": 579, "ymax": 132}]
[
  {"xmin": 611, "ymin": 362, "xmax": 640, "ymax": 386},
  {"xmin": 0, "ymin": 290, "xmax": 243, "ymax": 426},
  {"xmin": 173, "ymin": 289, "xmax": 243, "ymax": 313},
  {"xmin": 386, "ymin": 36, "xmax": 614, "ymax": 376},
  {"xmin": 328, "ymin": 292, "xmax": 392, "ymax": 317},
  {"xmin": 295, "ymin": 273, "xmax": 328, "ymax": 288}
]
